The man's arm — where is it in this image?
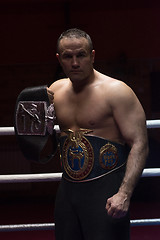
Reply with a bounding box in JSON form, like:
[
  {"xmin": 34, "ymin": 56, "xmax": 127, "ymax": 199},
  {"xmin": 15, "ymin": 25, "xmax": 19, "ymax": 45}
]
[{"xmin": 106, "ymin": 81, "xmax": 149, "ymax": 218}]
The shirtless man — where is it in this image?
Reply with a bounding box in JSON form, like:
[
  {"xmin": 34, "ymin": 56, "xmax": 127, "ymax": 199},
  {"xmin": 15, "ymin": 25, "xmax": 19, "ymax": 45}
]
[{"xmin": 48, "ymin": 28, "xmax": 148, "ymax": 240}]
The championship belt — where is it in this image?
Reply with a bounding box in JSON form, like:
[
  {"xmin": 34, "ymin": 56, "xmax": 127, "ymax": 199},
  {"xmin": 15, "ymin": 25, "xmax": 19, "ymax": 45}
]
[
  {"xmin": 59, "ymin": 130, "xmax": 129, "ymax": 182},
  {"xmin": 14, "ymin": 85, "xmax": 58, "ymax": 163}
]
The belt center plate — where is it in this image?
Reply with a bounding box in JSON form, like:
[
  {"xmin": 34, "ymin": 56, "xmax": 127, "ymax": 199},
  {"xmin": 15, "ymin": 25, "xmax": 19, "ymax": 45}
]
[{"xmin": 62, "ymin": 129, "xmax": 94, "ymax": 180}]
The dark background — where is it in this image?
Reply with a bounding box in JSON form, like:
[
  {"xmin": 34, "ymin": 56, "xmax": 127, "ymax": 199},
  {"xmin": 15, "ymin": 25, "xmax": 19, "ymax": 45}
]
[{"xmin": 0, "ymin": 0, "xmax": 160, "ymax": 220}]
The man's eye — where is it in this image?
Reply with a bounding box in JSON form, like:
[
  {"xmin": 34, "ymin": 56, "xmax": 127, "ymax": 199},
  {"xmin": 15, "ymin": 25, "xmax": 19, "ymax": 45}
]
[
  {"xmin": 77, "ymin": 53, "xmax": 86, "ymax": 57},
  {"xmin": 63, "ymin": 54, "xmax": 72, "ymax": 59}
]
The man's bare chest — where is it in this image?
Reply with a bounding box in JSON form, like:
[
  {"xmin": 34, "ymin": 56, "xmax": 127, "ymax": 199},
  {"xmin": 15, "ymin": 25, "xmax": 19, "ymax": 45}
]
[{"xmin": 54, "ymin": 90, "xmax": 112, "ymax": 129}]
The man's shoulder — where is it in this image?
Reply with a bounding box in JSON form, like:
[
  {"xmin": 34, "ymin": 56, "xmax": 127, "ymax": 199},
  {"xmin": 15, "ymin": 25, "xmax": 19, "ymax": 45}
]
[
  {"xmin": 96, "ymin": 72, "xmax": 135, "ymax": 102},
  {"xmin": 98, "ymin": 72, "xmax": 129, "ymax": 91},
  {"xmin": 49, "ymin": 78, "xmax": 70, "ymax": 91}
]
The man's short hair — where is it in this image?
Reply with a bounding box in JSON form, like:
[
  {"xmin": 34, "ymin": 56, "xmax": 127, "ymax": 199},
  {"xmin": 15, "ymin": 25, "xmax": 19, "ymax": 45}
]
[{"xmin": 57, "ymin": 28, "xmax": 93, "ymax": 53}]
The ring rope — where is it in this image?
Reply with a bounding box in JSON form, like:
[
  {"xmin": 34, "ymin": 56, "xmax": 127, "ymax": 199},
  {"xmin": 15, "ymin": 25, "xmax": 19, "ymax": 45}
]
[
  {"xmin": 130, "ymin": 218, "xmax": 160, "ymax": 227},
  {"xmin": 0, "ymin": 119, "xmax": 160, "ymax": 136},
  {"xmin": 0, "ymin": 218, "xmax": 160, "ymax": 232},
  {"xmin": 146, "ymin": 119, "xmax": 160, "ymax": 128},
  {"xmin": 0, "ymin": 125, "xmax": 60, "ymax": 136},
  {"xmin": 0, "ymin": 169, "xmax": 158, "ymax": 184},
  {"xmin": 0, "ymin": 223, "xmax": 55, "ymax": 232},
  {"xmin": 142, "ymin": 168, "xmax": 160, "ymax": 177},
  {"xmin": 0, "ymin": 173, "xmax": 62, "ymax": 183}
]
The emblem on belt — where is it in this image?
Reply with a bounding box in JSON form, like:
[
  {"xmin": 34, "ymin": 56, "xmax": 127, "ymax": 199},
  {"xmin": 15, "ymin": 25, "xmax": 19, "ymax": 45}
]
[
  {"xmin": 99, "ymin": 143, "xmax": 118, "ymax": 169},
  {"xmin": 16, "ymin": 101, "xmax": 55, "ymax": 135},
  {"xmin": 62, "ymin": 129, "xmax": 94, "ymax": 180}
]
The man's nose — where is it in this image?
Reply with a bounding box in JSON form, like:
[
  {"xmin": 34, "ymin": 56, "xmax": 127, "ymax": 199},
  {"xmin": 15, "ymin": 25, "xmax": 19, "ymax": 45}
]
[{"xmin": 72, "ymin": 56, "xmax": 79, "ymax": 67}]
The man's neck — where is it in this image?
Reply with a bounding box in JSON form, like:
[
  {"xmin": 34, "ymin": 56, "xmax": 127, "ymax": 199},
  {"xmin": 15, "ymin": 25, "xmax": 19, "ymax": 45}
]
[{"xmin": 71, "ymin": 69, "xmax": 95, "ymax": 93}]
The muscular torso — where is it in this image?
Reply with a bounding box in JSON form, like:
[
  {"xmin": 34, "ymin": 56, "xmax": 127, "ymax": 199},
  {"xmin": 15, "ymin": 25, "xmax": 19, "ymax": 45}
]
[{"xmin": 50, "ymin": 70, "xmax": 124, "ymax": 144}]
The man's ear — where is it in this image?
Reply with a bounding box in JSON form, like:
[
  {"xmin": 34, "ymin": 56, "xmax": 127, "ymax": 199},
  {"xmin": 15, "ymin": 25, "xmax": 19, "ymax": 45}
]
[
  {"xmin": 56, "ymin": 53, "xmax": 60, "ymax": 61},
  {"xmin": 91, "ymin": 50, "xmax": 95, "ymax": 63}
]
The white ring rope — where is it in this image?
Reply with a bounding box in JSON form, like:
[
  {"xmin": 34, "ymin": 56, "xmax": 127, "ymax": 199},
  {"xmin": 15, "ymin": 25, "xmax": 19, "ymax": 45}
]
[
  {"xmin": 0, "ymin": 218, "xmax": 160, "ymax": 232},
  {"xmin": 0, "ymin": 168, "xmax": 158, "ymax": 183},
  {"xmin": 0, "ymin": 223, "xmax": 55, "ymax": 232},
  {"xmin": 142, "ymin": 168, "xmax": 160, "ymax": 177},
  {"xmin": 0, "ymin": 125, "xmax": 60, "ymax": 135},
  {"xmin": 0, "ymin": 173, "xmax": 62, "ymax": 183},
  {"xmin": 130, "ymin": 218, "xmax": 160, "ymax": 226},
  {"xmin": 0, "ymin": 119, "xmax": 160, "ymax": 136},
  {"xmin": 0, "ymin": 127, "xmax": 15, "ymax": 136},
  {"xmin": 146, "ymin": 119, "xmax": 160, "ymax": 128}
]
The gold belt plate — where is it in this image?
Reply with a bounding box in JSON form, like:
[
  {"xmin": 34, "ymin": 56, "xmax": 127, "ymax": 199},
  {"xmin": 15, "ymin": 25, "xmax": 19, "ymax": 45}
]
[{"xmin": 62, "ymin": 129, "xmax": 94, "ymax": 180}]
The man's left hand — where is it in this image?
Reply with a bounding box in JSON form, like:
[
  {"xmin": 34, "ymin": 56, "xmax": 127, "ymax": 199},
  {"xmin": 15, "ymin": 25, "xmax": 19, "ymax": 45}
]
[{"xmin": 105, "ymin": 192, "xmax": 130, "ymax": 219}]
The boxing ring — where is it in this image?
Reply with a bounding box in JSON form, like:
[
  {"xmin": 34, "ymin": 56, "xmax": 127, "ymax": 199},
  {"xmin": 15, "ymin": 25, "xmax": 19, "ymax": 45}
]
[{"xmin": 0, "ymin": 120, "xmax": 160, "ymax": 233}]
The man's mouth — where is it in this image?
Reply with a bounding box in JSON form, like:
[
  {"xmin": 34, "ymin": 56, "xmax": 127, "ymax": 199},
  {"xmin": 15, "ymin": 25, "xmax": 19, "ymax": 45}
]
[{"xmin": 70, "ymin": 70, "xmax": 81, "ymax": 73}]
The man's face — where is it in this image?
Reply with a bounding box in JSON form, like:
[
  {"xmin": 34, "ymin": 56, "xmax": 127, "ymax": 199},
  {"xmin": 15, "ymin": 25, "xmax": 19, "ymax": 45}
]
[{"xmin": 56, "ymin": 37, "xmax": 95, "ymax": 83}]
